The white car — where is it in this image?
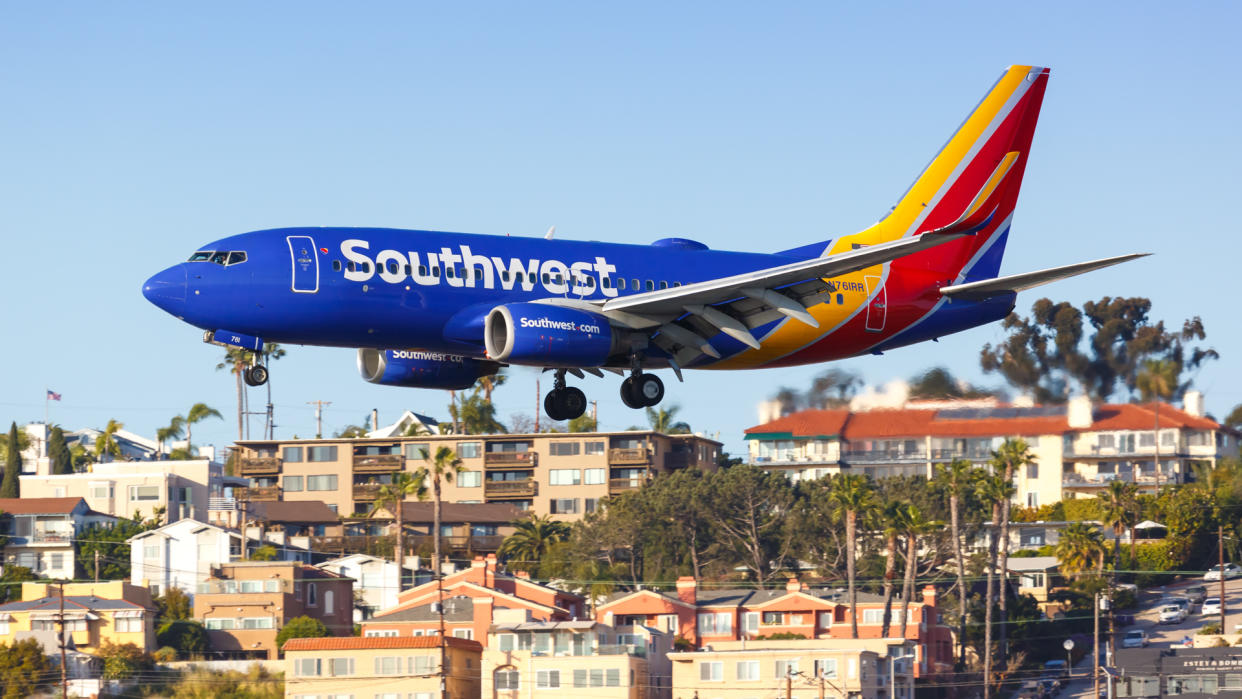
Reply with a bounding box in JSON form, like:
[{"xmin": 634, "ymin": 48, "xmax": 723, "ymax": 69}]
[
  {"xmin": 1203, "ymin": 563, "xmax": 1242, "ymax": 581},
  {"xmin": 1159, "ymin": 604, "xmax": 1188, "ymax": 624},
  {"xmin": 1202, "ymin": 597, "xmax": 1223, "ymax": 616},
  {"xmin": 1122, "ymin": 629, "xmax": 1149, "ymax": 648}
]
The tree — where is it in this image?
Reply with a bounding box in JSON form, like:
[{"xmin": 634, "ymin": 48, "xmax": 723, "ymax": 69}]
[
  {"xmin": 99, "ymin": 640, "xmax": 151, "ymax": 680},
  {"xmin": 251, "ymin": 544, "xmax": 278, "ymax": 561},
  {"xmin": 0, "ymin": 637, "xmax": 51, "ymax": 699},
  {"xmin": 94, "ymin": 418, "xmax": 125, "ymax": 462},
  {"xmin": 877, "ymin": 499, "xmax": 905, "ymax": 638},
  {"xmin": 703, "ymin": 465, "xmax": 795, "ymax": 583},
  {"xmin": 417, "ymin": 447, "xmax": 464, "ymax": 577},
  {"xmin": 896, "ymin": 504, "xmax": 939, "ymax": 639},
  {"xmin": 980, "ymin": 297, "xmax": 1217, "ymax": 401},
  {"xmin": 0, "ymin": 424, "xmax": 29, "ymax": 466},
  {"xmin": 648, "ymin": 469, "xmax": 717, "ymax": 581},
  {"xmin": 1137, "ymin": 358, "xmax": 1179, "ymax": 486},
  {"xmin": 478, "ymin": 369, "xmax": 507, "ymax": 403},
  {"xmin": 369, "ymin": 471, "xmax": 427, "ymax": 583},
  {"xmin": 47, "ymin": 426, "xmax": 72, "ymax": 475},
  {"xmin": 455, "ymin": 387, "xmax": 507, "ymax": 434},
  {"xmin": 567, "ymin": 413, "xmax": 598, "ymax": 433},
  {"xmin": 75, "ymin": 514, "xmax": 159, "ymax": 579},
  {"xmin": 934, "ymin": 458, "xmax": 974, "ymax": 666},
  {"xmin": 183, "ymin": 403, "xmax": 222, "ymax": 455},
  {"xmin": 217, "ymin": 347, "xmax": 251, "ymax": 441},
  {"xmin": 828, "ymin": 473, "xmax": 877, "ymax": 638},
  {"xmin": 336, "ymin": 416, "xmax": 371, "ymax": 438},
  {"xmin": 276, "ymin": 615, "xmax": 329, "ymax": 650},
  {"xmin": 646, "ymin": 404, "xmax": 691, "ymax": 434},
  {"xmin": 0, "ymin": 424, "xmax": 20, "ymax": 499},
  {"xmin": 498, "ymin": 515, "xmax": 572, "ymax": 573},
  {"xmin": 1056, "ymin": 522, "xmax": 1108, "ymax": 579},
  {"xmin": 990, "ymin": 439, "xmax": 1035, "ymax": 664},
  {"xmin": 156, "ymin": 619, "xmax": 208, "ymax": 659},
  {"xmin": 771, "ymin": 368, "xmax": 862, "ymax": 413},
  {"xmin": 1097, "ymin": 480, "xmax": 1138, "ymax": 570},
  {"xmin": 156, "ymin": 415, "xmax": 186, "ymax": 459},
  {"xmin": 909, "ymin": 366, "xmax": 996, "ymax": 400},
  {"xmin": 977, "ymin": 469, "xmax": 1016, "ymax": 699},
  {"xmin": 155, "ymin": 587, "xmax": 193, "ymax": 622},
  {"xmin": 0, "ymin": 567, "xmax": 36, "ymax": 605}
]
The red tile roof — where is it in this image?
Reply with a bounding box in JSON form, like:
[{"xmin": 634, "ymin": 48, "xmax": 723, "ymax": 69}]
[
  {"xmin": 282, "ymin": 635, "xmax": 482, "ymax": 652},
  {"xmin": 744, "ymin": 410, "xmax": 850, "ymax": 437},
  {"xmin": 0, "ymin": 498, "xmax": 86, "ymax": 515},
  {"xmin": 1081, "ymin": 402, "xmax": 1219, "ymax": 432}
]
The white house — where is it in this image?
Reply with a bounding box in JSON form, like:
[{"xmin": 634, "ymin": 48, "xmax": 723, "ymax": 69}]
[
  {"xmin": 127, "ymin": 518, "xmax": 243, "ymax": 599},
  {"xmin": 316, "ymin": 553, "xmax": 426, "ymax": 621}
]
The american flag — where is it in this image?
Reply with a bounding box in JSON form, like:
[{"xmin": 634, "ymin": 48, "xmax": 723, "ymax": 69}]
[{"xmin": 46, "ymin": 390, "xmax": 61, "ymax": 401}]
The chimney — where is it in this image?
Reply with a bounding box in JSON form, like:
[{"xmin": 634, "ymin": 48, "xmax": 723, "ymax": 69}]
[
  {"xmin": 371, "ymin": 408, "xmax": 379, "ymax": 432},
  {"xmin": 676, "ymin": 576, "xmax": 697, "ymax": 605},
  {"xmin": 1067, "ymin": 395, "xmax": 1094, "ymax": 429},
  {"xmin": 514, "ymin": 571, "xmax": 530, "ymax": 579},
  {"xmin": 1184, "ymin": 390, "xmax": 1205, "ymax": 418},
  {"xmin": 785, "ymin": 577, "xmax": 802, "ymax": 593},
  {"xmin": 922, "ymin": 584, "xmax": 937, "ymax": 608}
]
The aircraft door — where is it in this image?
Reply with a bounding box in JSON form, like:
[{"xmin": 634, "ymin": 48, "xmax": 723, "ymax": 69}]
[
  {"xmin": 287, "ymin": 235, "xmax": 319, "ymax": 293},
  {"xmin": 864, "ymin": 274, "xmax": 887, "ymax": 332}
]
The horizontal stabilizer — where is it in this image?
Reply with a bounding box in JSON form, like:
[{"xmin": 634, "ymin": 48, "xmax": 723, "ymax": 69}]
[{"xmin": 939, "ymin": 253, "xmax": 1149, "ymax": 301}]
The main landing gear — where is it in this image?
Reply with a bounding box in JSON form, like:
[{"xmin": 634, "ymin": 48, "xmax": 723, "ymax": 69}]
[
  {"xmin": 544, "ymin": 370, "xmax": 588, "ymax": 421},
  {"xmin": 542, "ymin": 359, "xmax": 666, "ymax": 421}
]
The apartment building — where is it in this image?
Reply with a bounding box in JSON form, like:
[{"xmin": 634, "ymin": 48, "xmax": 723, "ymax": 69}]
[
  {"xmin": 323, "ymin": 502, "xmax": 521, "ymax": 563},
  {"xmin": 746, "ymin": 392, "xmax": 1239, "ymax": 508},
  {"xmin": 669, "ymin": 638, "xmax": 915, "ymax": 699},
  {"xmin": 194, "ymin": 561, "xmax": 354, "ymax": 659},
  {"xmin": 232, "ymin": 430, "xmax": 720, "ymax": 522},
  {"xmin": 21, "ymin": 459, "xmax": 231, "ymax": 524},
  {"xmin": 598, "ymin": 577, "xmax": 952, "ymax": 679},
  {"xmin": 0, "ymin": 497, "xmax": 115, "ymax": 579},
  {"xmin": 283, "ymin": 635, "xmax": 482, "ymax": 699},
  {"xmin": 0, "ymin": 581, "xmax": 156, "ymax": 654},
  {"xmin": 482, "ymin": 610, "xmax": 672, "ymax": 699}
]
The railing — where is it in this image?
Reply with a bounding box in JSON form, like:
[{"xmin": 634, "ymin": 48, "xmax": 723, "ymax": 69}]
[
  {"xmin": 238, "ymin": 457, "xmax": 281, "ymax": 475},
  {"xmin": 197, "ymin": 578, "xmax": 294, "ymax": 595},
  {"xmin": 1062, "ymin": 472, "xmax": 1177, "ymax": 487},
  {"xmin": 608, "ymin": 448, "xmax": 650, "ymax": 465},
  {"xmin": 841, "ymin": 450, "xmax": 928, "ymax": 463},
  {"xmin": 353, "ymin": 483, "xmax": 384, "ymax": 500},
  {"xmin": 929, "ymin": 448, "xmax": 993, "ymax": 461},
  {"xmin": 32, "ymin": 525, "xmax": 74, "ymax": 544},
  {"xmin": 236, "ymin": 486, "xmax": 280, "ymax": 501},
  {"xmin": 484, "ymin": 480, "xmax": 538, "ymax": 498},
  {"xmin": 609, "ymin": 478, "xmax": 645, "ymax": 493},
  {"xmin": 209, "ymin": 497, "xmax": 238, "ymax": 511},
  {"xmin": 353, "ymin": 453, "xmax": 404, "ymax": 472},
  {"xmin": 596, "ymin": 644, "xmax": 647, "ymax": 657},
  {"xmin": 310, "ymin": 534, "xmax": 505, "ymax": 556},
  {"xmin": 484, "ymin": 451, "xmax": 538, "ymax": 468}
]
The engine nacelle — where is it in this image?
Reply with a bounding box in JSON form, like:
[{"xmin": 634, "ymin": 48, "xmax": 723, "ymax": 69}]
[
  {"xmin": 357, "ymin": 349, "xmax": 499, "ymax": 390},
  {"xmin": 484, "ymin": 303, "xmax": 617, "ymax": 367}
]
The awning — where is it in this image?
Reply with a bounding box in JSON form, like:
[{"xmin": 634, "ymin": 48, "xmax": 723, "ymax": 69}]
[
  {"xmin": 112, "ymin": 610, "xmax": 145, "ymax": 619},
  {"xmin": 1135, "ymin": 520, "xmax": 1167, "ymax": 530}
]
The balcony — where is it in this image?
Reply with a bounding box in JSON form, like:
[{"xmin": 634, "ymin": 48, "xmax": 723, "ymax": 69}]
[
  {"xmin": 208, "ymin": 497, "xmax": 237, "ymax": 511},
  {"xmin": 310, "ymin": 534, "xmax": 505, "ymax": 556},
  {"xmin": 353, "ymin": 483, "xmax": 384, "ymax": 500},
  {"xmin": 484, "ymin": 451, "xmax": 538, "ymax": 469},
  {"xmin": 485, "ymin": 479, "xmax": 538, "ymax": 498},
  {"xmin": 31, "ymin": 524, "xmax": 74, "ymax": 545},
  {"xmin": 609, "ymin": 477, "xmax": 646, "ymax": 494},
  {"xmin": 197, "ymin": 578, "xmax": 294, "ymax": 595},
  {"xmin": 929, "ymin": 448, "xmax": 994, "ymax": 461},
  {"xmin": 238, "ymin": 457, "xmax": 281, "ymax": 476},
  {"xmin": 353, "ymin": 453, "xmax": 404, "ymax": 472},
  {"xmin": 1062, "ymin": 471, "xmax": 1178, "ymax": 489},
  {"xmin": 841, "ymin": 449, "xmax": 928, "ymax": 464},
  {"xmin": 608, "ymin": 448, "xmax": 650, "ymax": 465},
  {"xmin": 236, "ymin": 486, "xmax": 280, "ymax": 502}
]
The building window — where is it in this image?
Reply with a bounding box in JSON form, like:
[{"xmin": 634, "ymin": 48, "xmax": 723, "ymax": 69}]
[
  {"xmin": 699, "ymin": 661, "xmax": 723, "ymax": 681},
  {"xmin": 241, "ymin": 617, "xmax": 274, "ymax": 629},
  {"xmin": 584, "ymin": 498, "xmax": 598, "ymax": 514},
  {"xmin": 283, "ymin": 476, "xmax": 304, "ymax": 492},
  {"xmin": 452, "ymin": 629, "xmax": 473, "ymax": 640},
  {"xmin": 815, "ymin": 658, "xmax": 839, "ymax": 679},
  {"xmin": 697, "ymin": 612, "xmax": 732, "ymax": 635},
  {"xmin": 457, "ymin": 471, "xmax": 481, "ymax": 488},
  {"xmin": 736, "ymin": 660, "xmax": 760, "ymax": 680},
  {"xmin": 89, "ymin": 482, "xmax": 114, "ymax": 499},
  {"xmin": 818, "ymin": 611, "xmax": 833, "ymax": 629},
  {"xmin": 1026, "ymin": 463, "xmax": 1038, "ymax": 479},
  {"xmin": 403, "ymin": 443, "xmax": 430, "ymax": 460},
  {"xmin": 762, "ymin": 611, "xmax": 783, "ymax": 626},
  {"xmin": 363, "ymin": 629, "xmax": 398, "ymax": 637},
  {"xmin": 115, "ymin": 616, "xmax": 143, "ymax": 633},
  {"xmin": 295, "ymin": 658, "xmax": 321, "ymax": 676},
  {"xmin": 584, "ymin": 468, "xmax": 605, "ymax": 485},
  {"xmin": 549, "ymin": 469, "xmax": 581, "ymax": 486},
  {"xmin": 307, "ymin": 446, "xmax": 338, "ymax": 462},
  {"xmin": 775, "ymin": 659, "xmax": 800, "ymax": 678},
  {"xmin": 324, "ymin": 590, "xmax": 334, "ymax": 614},
  {"xmin": 129, "ymin": 485, "xmax": 160, "ymax": 501},
  {"xmin": 411, "ymin": 656, "xmax": 434, "ymax": 673},
  {"xmin": 374, "ymin": 656, "xmax": 400, "ymax": 675},
  {"xmin": 550, "ymin": 442, "xmax": 580, "ymax": 456},
  {"xmin": 584, "ymin": 441, "xmax": 604, "ymax": 455},
  {"xmin": 1168, "ymin": 675, "xmax": 1217, "ymax": 695},
  {"xmin": 495, "ymin": 670, "xmax": 519, "ymax": 690},
  {"xmin": 307, "ymin": 475, "xmax": 338, "ymax": 491},
  {"xmin": 549, "ymin": 498, "xmax": 579, "ymax": 514},
  {"xmin": 457, "ymin": 442, "xmax": 481, "ymax": 459},
  {"xmin": 328, "ymin": 657, "xmax": 353, "ymax": 676},
  {"xmin": 536, "ymin": 669, "xmax": 560, "ymax": 688},
  {"xmin": 306, "ymin": 583, "xmax": 318, "ymax": 606},
  {"xmin": 283, "ymin": 447, "xmax": 303, "ymax": 463}
]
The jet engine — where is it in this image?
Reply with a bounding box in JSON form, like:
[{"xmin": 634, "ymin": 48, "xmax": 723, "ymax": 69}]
[
  {"xmin": 357, "ymin": 349, "xmax": 499, "ymax": 390},
  {"xmin": 484, "ymin": 303, "xmax": 620, "ymax": 367}
]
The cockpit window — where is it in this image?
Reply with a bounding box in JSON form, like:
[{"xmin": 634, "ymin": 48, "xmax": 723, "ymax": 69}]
[
  {"xmin": 210, "ymin": 251, "xmax": 229, "ymax": 265},
  {"xmin": 227, "ymin": 251, "xmax": 247, "ymax": 265},
  {"xmin": 188, "ymin": 250, "xmax": 248, "ymax": 266},
  {"xmin": 188, "ymin": 251, "xmax": 214, "ymax": 262}
]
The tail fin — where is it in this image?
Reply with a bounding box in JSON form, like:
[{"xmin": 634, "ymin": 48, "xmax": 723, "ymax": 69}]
[{"xmin": 849, "ymin": 65, "xmax": 1050, "ymax": 282}]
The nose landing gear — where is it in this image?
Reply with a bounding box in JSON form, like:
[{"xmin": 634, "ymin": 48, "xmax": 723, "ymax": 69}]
[
  {"xmin": 544, "ymin": 369, "xmax": 587, "ymax": 421},
  {"xmin": 244, "ymin": 364, "xmax": 269, "ymax": 387}
]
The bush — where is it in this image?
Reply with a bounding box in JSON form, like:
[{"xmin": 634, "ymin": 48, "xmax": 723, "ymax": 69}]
[
  {"xmin": 0, "ymin": 638, "xmax": 51, "ymax": 699},
  {"xmin": 153, "ymin": 646, "xmax": 178, "ymax": 663},
  {"xmin": 756, "ymin": 632, "xmax": 808, "ymax": 640},
  {"xmin": 157, "ymin": 620, "xmax": 209, "ymax": 659},
  {"xmin": 99, "ymin": 640, "xmax": 151, "ymax": 680},
  {"xmin": 1062, "ymin": 499, "xmax": 1103, "ymax": 521},
  {"xmin": 672, "ymin": 636, "xmax": 694, "ymax": 652},
  {"xmin": 168, "ymin": 666, "xmax": 284, "ymax": 699},
  {"xmin": 276, "ymin": 616, "xmax": 328, "ymax": 651},
  {"xmin": 1199, "ymin": 623, "xmax": 1222, "ymax": 635}
]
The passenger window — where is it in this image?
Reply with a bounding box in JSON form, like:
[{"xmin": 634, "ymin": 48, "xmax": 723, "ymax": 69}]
[
  {"xmin": 227, "ymin": 251, "xmax": 247, "ymax": 265},
  {"xmin": 501, "ymin": 271, "xmax": 511, "ymax": 282},
  {"xmin": 362, "ymin": 262, "xmax": 371, "ymax": 273},
  {"xmin": 602, "ymin": 277, "xmax": 612, "ymax": 289},
  {"xmin": 617, "ymin": 278, "xmax": 626, "ymax": 290},
  {"xmin": 347, "ymin": 261, "xmax": 356, "ymax": 272},
  {"xmin": 631, "ymin": 278, "xmax": 639, "ymax": 290},
  {"xmin": 659, "ymin": 281, "xmax": 668, "ymax": 290},
  {"xmin": 516, "ymin": 272, "xmax": 524, "ymax": 283},
  {"xmin": 673, "ymin": 281, "xmax": 681, "ymax": 287},
  {"xmin": 585, "ymin": 277, "xmax": 595, "ymax": 288},
  {"xmin": 542, "ymin": 274, "xmax": 550, "ymax": 284},
  {"xmin": 387, "ymin": 261, "xmax": 399, "ymax": 274},
  {"xmin": 645, "ymin": 280, "xmax": 654, "ymax": 291},
  {"xmin": 433, "ymin": 267, "xmax": 441, "ymax": 277},
  {"xmin": 418, "ymin": 265, "xmax": 427, "ymax": 276},
  {"xmin": 404, "ymin": 264, "xmax": 411, "ymax": 275},
  {"xmin": 447, "ymin": 267, "xmax": 455, "ymax": 278},
  {"xmin": 552, "ymin": 274, "xmax": 562, "ymax": 284},
  {"xmin": 332, "ymin": 260, "xmax": 342, "ymax": 272}
]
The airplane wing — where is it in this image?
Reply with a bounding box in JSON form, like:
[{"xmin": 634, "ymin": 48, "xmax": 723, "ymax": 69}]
[{"xmin": 939, "ymin": 253, "xmax": 1149, "ymax": 301}]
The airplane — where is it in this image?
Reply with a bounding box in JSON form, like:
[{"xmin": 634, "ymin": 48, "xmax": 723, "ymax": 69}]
[{"xmin": 143, "ymin": 65, "xmax": 1145, "ymax": 422}]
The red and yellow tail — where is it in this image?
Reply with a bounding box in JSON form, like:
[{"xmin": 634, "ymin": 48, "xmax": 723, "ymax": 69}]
[{"xmin": 841, "ymin": 65, "xmax": 1050, "ymax": 282}]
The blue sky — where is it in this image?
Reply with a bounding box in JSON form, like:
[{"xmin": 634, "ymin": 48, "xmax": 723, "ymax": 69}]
[{"xmin": 2, "ymin": 2, "xmax": 1239, "ymax": 458}]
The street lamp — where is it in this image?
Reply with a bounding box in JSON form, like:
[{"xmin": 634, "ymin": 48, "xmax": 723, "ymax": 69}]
[{"xmin": 1063, "ymin": 638, "xmax": 1075, "ymax": 679}]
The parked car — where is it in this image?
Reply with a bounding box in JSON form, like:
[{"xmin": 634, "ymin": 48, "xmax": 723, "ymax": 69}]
[
  {"xmin": 1202, "ymin": 597, "xmax": 1223, "ymax": 616},
  {"xmin": 1043, "ymin": 659, "xmax": 1069, "ymax": 678},
  {"xmin": 1122, "ymin": 629, "xmax": 1150, "ymax": 648},
  {"xmin": 1161, "ymin": 597, "xmax": 1192, "ymax": 614},
  {"xmin": 1160, "ymin": 604, "xmax": 1188, "ymax": 624},
  {"xmin": 1183, "ymin": 585, "xmax": 1208, "ymax": 604},
  {"xmin": 1203, "ymin": 563, "xmax": 1242, "ymax": 581}
]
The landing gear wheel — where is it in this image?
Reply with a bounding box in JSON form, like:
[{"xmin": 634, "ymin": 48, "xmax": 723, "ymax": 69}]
[
  {"xmin": 244, "ymin": 365, "xmax": 269, "ymax": 387},
  {"xmin": 544, "ymin": 386, "xmax": 588, "ymax": 421},
  {"xmin": 634, "ymin": 373, "xmax": 664, "ymax": 407},
  {"xmin": 544, "ymin": 391, "xmax": 563, "ymax": 421},
  {"xmin": 620, "ymin": 377, "xmax": 643, "ymax": 409}
]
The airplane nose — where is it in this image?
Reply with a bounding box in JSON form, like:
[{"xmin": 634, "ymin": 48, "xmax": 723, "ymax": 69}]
[{"xmin": 142, "ymin": 264, "xmax": 188, "ymax": 316}]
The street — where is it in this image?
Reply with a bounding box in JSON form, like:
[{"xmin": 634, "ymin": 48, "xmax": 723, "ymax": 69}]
[{"xmin": 1058, "ymin": 576, "xmax": 1242, "ymax": 698}]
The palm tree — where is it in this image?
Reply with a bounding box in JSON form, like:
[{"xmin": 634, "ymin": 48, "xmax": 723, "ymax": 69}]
[
  {"xmin": 645, "ymin": 405, "xmax": 691, "ymax": 434},
  {"xmin": 1097, "ymin": 480, "xmax": 1138, "ymax": 571},
  {"xmin": 878, "ymin": 499, "xmax": 905, "ymax": 638},
  {"xmin": 935, "ymin": 458, "xmax": 974, "ymax": 666},
  {"xmin": 416, "ymin": 447, "xmax": 464, "ymax": 577},
  {"xmin": 183, "ymin": 403, "xmax": 222, "ymax": 456},
  {"xmin": 897, "ymin": 504, "xmax": 940, "ymax": 639},
  {"xmin": 1056, "ymin": 522, "xmax": 1108, "ymax": 579},
  {"xmin": 94, "ymin": 419, "xmax": 125, "ymax": 462},
  {"xmin": 828, "ymin": 473, "xmax": 876, "ymax": 638},
  {"xmin": 155, "ymin": 416, "xmax": 185, "ymax": 458},
  {"xmin": 989, "ymin": 439, "xmax": 1035, "ymax": 664},
  {"xmin": 478, "ymin": 369, "xmax": 507, "ymax": 404},
  {"xmin": 1137, "ymin": 358, "xmax": 1179, "ymax": 486},
  {"xmin": 259, "ymin": 343, "xmax": 286, "ymax": 439},
  {"xmin": 216, "ymin": 347, "xmax": 251, "ymax": 441},
  {"xmin": 977, "ymin": 469, "xmax": 1016, "ymax": 699},
  {"xmin": 369, "ymin": 471, "xmax": 428, "ymax": 585},
  {"xmin": 498, "ymin": 514, "xmax": 572, "ymax": 573}
]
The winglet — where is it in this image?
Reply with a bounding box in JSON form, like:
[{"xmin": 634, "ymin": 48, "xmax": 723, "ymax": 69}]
[{"xmin": 940, "ymin": 253, "xmax": 1150, "ymax": 300}]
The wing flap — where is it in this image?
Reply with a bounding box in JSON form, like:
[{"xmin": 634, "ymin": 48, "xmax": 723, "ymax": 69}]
[{"xmin": 939, "ymin": 253, "xmax": 1149, "ymax": 301}]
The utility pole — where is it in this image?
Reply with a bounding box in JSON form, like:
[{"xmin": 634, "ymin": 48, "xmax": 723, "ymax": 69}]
[
  {"xmin": 785, "ymin": 664, "xmax": 792, "ymax": 699},
  {"xmin": 94, "ymin": 550, "xmax": 100, "ymax": 582},
  {"xmin": 307, "ymin": 400, "xmax": 331, "ymax": 438},
  {"xmin": 438, "ymin": 570, "xmax": 447, "ymax": 699},
  {"xmin": 533, "ymin": 378, "xmax": 540, "ymax": 433},
  {"xmin": 57, "ymin": 581, "xmax": 67, "ymax": 698},
  {"xmin": 1093, "ymin": 591, "xmax": 1101, "ymax": 699},
  {"xmin": 590, "ymin": 400, "xmax": 598, "ymax": 427},
  {"xmin": 240, "ymin": 500, "xmax": 249, "ymax": 560},
  {"xmin": 1220, "ymin": 525, "xmax": 1227, "ymax": 633}
]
